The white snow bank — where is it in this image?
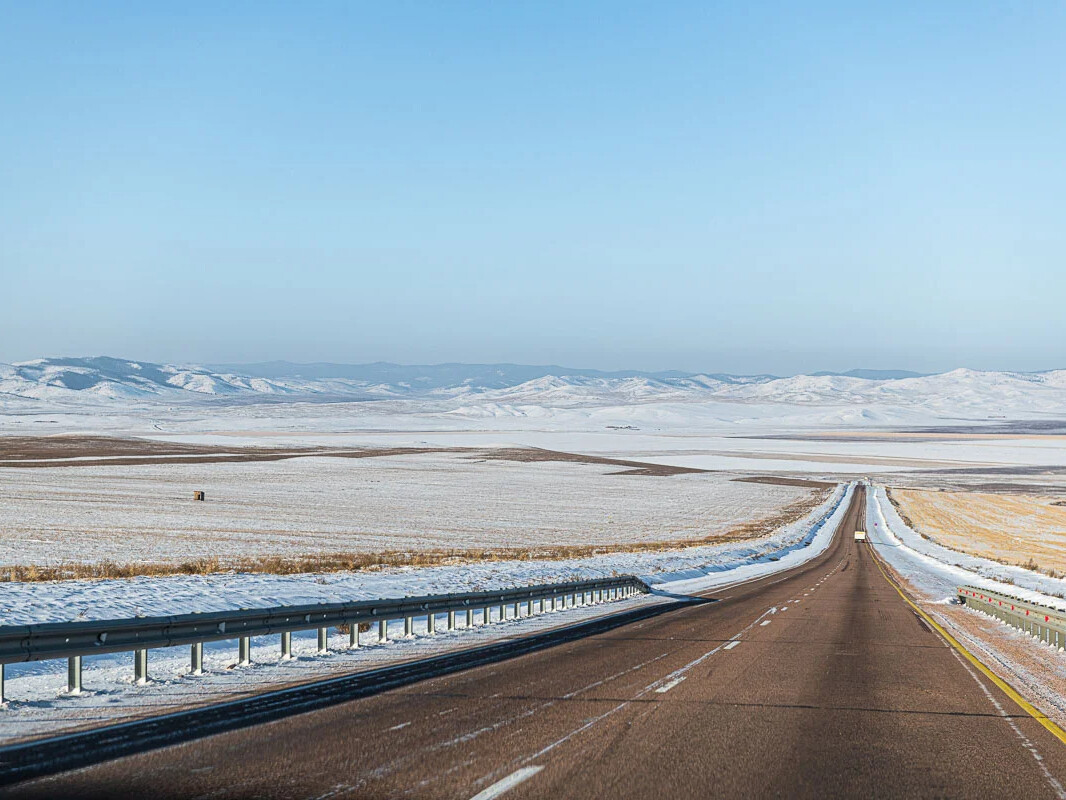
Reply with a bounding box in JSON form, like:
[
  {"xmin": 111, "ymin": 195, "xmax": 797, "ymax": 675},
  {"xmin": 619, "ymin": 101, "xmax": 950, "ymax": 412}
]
[
  {"xmin": 642, "ymin": 482, "xmax": 853, "ymax": 594},
  {"xmin": 868, "ymin": 484, "xmax": 1066, "ymax": 612}
]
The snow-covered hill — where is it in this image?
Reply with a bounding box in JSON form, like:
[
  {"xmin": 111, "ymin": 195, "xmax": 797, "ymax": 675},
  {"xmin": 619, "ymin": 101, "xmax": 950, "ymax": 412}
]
[
  {"xmin": 1, "ymin": 357, "xmax": 1064, "ymax": 428},
  {"xmin": 0, "ymin": 357, "xmax": 299, "ymax": 401}
]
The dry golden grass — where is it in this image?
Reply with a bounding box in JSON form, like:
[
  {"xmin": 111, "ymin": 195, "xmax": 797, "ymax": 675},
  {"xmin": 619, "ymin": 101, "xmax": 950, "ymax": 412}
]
[
  {"xmin": 889, "ymin": 488, "xmax": 1066, "ymax": 577},
  {"xmin": 1, "ymin": 491, "xmax": 827, "ymax": 583}
]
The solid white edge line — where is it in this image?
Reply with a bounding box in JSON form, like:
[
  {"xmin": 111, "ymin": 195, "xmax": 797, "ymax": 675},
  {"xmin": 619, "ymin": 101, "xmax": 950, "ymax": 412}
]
[
  {"xmin": 724, "ymin": 641, "xmax": 741, "ymax": 650},
  {"xmin": 469, "ymin": 766, "xmax": 544, "ymax": 800}
]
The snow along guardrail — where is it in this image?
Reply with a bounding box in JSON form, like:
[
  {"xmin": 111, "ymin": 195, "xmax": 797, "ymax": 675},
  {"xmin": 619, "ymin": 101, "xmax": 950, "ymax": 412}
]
[
  {"xmin": 958, "ymin": 585, "xmax": 1066, "ymax": 652},
  {"xmin": 642, "ymin": 481, "xmax": 853, "ymax": 592},
  {"xmin": 0, "ymin": 575, "xmax": 647, "ymax": 701}
]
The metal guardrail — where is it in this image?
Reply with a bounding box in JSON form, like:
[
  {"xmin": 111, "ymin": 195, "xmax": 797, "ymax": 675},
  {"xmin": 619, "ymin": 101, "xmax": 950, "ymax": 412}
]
[
  {"xmin": 0, "ymin": 575, "xmax": 646, "ymax": 701},
  {"xmin": 957, "ymin": 585, "xmax": 1066, "ymax": 651}
]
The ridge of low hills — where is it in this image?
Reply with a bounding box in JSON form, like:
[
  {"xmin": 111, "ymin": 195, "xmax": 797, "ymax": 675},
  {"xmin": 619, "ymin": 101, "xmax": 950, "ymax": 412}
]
[{"xmin": 1, "ymin": 358, "xmax": 1064, "ymax": 427}]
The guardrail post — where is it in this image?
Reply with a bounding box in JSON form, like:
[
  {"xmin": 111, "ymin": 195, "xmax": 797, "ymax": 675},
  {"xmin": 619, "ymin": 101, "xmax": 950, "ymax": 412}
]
[
  {"xmin": 538, "ymin": 598, "xmax": 545, "ymax": 613},
  {"xmin": 448, "ymin": 611, "xmax": 456, "ymax": 630},
  {"xmin": 239, "ymin": 636, "xmax": 251, "ymax": 666},
  {"xmin": 318, "ymin": 627, "xmax": 329, "ymax": 653},
  {"xmin": 379, "ymin": 620, "xmax": 388, "ymax": 643},
  {"xmin": 0, "ymin": 664, "xmax": 4, "ymax": 704},
  {"xmin": 512, "ymin": 602, "xmax": 519, "ymax": 618},
  {"xmin": 404, "ymin": 616, "xmax": 414, "ymax": 637},
  {"xmin": 350, "ymin": 624, "xmax": 360, "ymax": 648},
  {"xmin": 134, "ymin": 649, "xmax": 148, "ymax": 684},
  {"xmin": 281, "ymin": 631, "xmax": 292, "ymax": 659},
  {"xmin": 526, "ymin": 600, "xmax": 533, "ymax": 616},
  {"xmin": 482, "ymin": 607, "xmax": 490, "ymax": 625},
  {"xmin": 191, "ymin": 642, "xmax": 204, "ymax": 674},
  {"xmin": 466, "ymin": 609, "xmax": 474, "ymax": 627},
  {"xmin": 498, "ymin": 603, "xmax": 507, "ymax": 621},
  {"xmin": 427, "ymin": 613, "xmax": 436, "ymax": 635},
  {"xmin": 67, "ymin": 656, "xmax": 82, "ymax": 694}
]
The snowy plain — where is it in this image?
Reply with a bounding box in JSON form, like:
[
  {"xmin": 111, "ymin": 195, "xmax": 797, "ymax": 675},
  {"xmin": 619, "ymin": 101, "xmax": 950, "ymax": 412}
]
[
  {"xmin": 5, "ymin": 359, "xmax": 1066, "ymax": 474},
  {"xmin": 0, "ymin": 454, "xmax": 812, "ymax": 567}
]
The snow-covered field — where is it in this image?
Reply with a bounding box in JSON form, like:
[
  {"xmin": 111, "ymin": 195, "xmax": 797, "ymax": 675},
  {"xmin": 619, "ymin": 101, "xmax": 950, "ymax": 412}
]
[
  {"xmin": 0, "ymin": 484, "xmax": 851, "ymax": 742},
  {"xmin": 3, "ymin": 357, "xmax": 1066, "ymax": 474},
  {"xmin": 0, "ymin": 453, "xmax": 815, "ymax": 567}
]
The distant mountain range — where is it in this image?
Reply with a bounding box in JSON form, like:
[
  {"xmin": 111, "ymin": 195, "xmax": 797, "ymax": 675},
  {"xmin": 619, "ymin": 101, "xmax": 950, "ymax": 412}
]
[
  {"xmin": 1, "ymin": 357, "xmax": 1064, "ymax": 426},
  {"xmin": 213, "ymin": 363, "xmax": 931, "ymax": 384},
  {"xmin": 205, "ymin": 360, "xmax": 782, "ymax": 388},
  {"xmin": 0, "ymin": 357, "xmax": 930, "ymax": 400}
]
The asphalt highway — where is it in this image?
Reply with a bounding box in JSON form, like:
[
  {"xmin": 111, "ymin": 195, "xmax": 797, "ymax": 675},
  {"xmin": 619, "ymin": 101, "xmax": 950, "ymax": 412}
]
[{"xmin": 11, "ymin": 486, "xmax": 1066, "ymax": 799}]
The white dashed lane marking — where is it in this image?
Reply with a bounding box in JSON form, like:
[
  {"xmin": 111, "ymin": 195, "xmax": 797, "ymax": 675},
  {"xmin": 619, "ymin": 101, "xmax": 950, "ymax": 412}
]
[
  {"xmin": 655, "ymin": 677, "xmax": 686, "ymax": 694},
  {"xmin": 469, "ymin": 767, "xmax": 544, "ymax": 800}
]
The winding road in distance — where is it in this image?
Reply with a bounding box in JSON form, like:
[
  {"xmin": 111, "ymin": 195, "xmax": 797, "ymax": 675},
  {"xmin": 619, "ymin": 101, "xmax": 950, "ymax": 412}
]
[{"xmin": 12, "ymin": 485, "xmax": 1066, "ymax": 799}]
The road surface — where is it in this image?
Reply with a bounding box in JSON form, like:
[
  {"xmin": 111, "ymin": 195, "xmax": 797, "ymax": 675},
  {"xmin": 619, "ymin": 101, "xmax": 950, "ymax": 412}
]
[{"xmin": 11, "ymin": 486, "xmax": 1066, "ymax": 798}]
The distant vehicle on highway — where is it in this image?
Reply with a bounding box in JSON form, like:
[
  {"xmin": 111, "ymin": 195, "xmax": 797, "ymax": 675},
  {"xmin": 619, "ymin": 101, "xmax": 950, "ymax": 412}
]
[{"xmin": 854, "ymin": 531, "xmax": 867, "ymax": 542}]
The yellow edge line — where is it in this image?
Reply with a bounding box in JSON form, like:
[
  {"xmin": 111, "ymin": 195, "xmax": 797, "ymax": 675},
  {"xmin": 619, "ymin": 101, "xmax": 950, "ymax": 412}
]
[{"xmin": 869, "ymin": 541, "xmax": 1066, "ymax": 747}]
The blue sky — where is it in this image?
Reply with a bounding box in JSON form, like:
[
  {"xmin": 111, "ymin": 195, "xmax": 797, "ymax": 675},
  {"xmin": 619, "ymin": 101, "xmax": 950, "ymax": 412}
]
[{"xmin": 2, "ymin": 1, "xmax": 1064, "ymax": 374}]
